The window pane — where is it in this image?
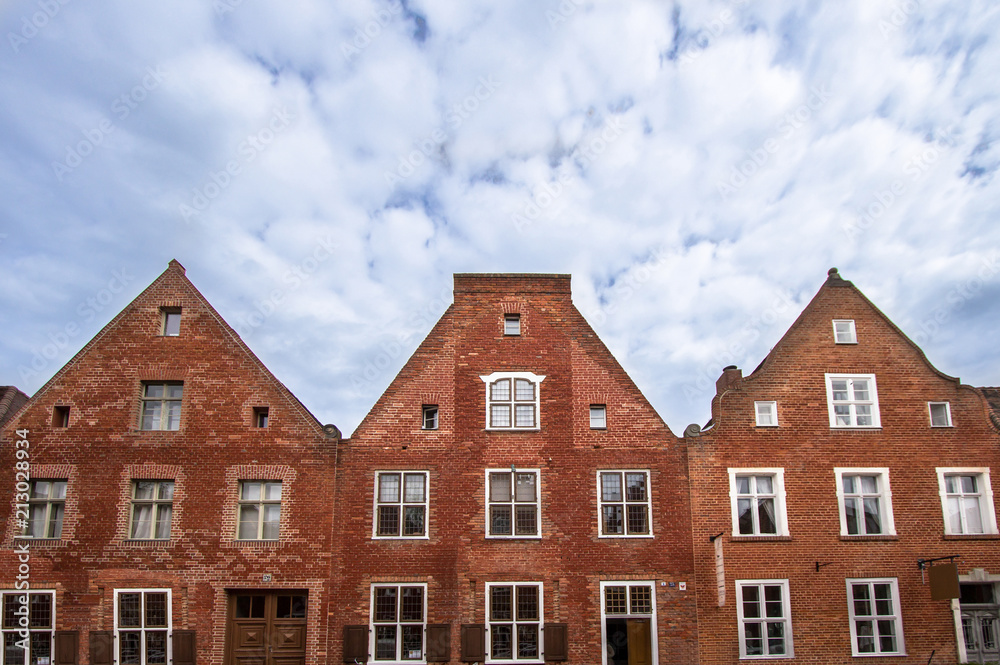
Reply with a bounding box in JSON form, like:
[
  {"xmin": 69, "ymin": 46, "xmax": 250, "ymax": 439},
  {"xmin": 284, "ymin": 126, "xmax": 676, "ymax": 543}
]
[
  {"xmin": 516, "ymin": 586, "xmax": 538, "ymax": 620},
  {"xmin": 401, "ymin": 625, "xmax": 423, "ymax": 660},
  {"xmin": 852, "ymin": 585, "xmax": 872, "ymax": 616},
  {"xmin": 47, "ymin": 503, "xmax": 64, "ymax": 539},
  {"xmin": 514, "ymin": 379, "xmax": 534, "ymax": 401},
  {"xmin": 626, "ymin": 505, "xmax": 648, "ymax": 534},
  {"xmin": 737, "ymin": 498, "xmax": 754, "ymax": 535},
  {"xmin": 119, "ymin": 593, "xmax": 142, "ymax": 628},
  {"xmin": 144, "ymin": 384, "xmax": 164, "ymax": 399},
  {"xmin": 860, "ymin": 476, "xmax": 878, "ymax": 493},
  {"xmin": 158, "ymin": 482, "xmax": 174, "ymax": 500},
  {"xmin": 379, "ymin": 474, "xmax": 401, "ymax": 503},
  {"xmin": 947, "ymin": 497, "xmax": 964, "ymax": 533},
  {"xmin": 142, "ymin": 402, "xmax": 161, "ymax": 430},
  {"xmin": 490, "ymin": 473, "xmax": 511, "ymax": 501},
  {"xmin": 403, "ymin": 506, "xmax": 424, "ymax": 536},
  {"xmin": 154, "ymin": 505, "xmax": 172, "ymax": 539},
  {"xmin": 856, "ymin": 621, "xmax": 875, "ymax": 652},
  {"xmin": 120, "ymin": 632, "xmax": 141, "ymax": 665},
  {"xmin": 491, "ymin": 625, "xmax": 512, "ymax": 659},
  {"xmin": 755, "ymin": 476, "xmax": 773, "ymax": 494},
  {"xmin": 602, "ymin": 473, "xmax": 622, "ymax": 501},
  {"xmin": 490, "ymin": 506, "xmax": 512, "ymax": 535},
  {"xmin": 764, "ymin": 586, "xmax": 783, "ymax": 618},
  {"xmin": 877, "ymin": 620, "xmax": 897, "ymax": 652},
  {"xmin": 963, "ymin": 497, "xmax": 984, "ymax": 533},
  {"xmin": 491, "ymin": 379, "xmax": 510, "ymax": 401},
  {"xmin": 264, "ymin": 482, "xmax": 282, "ymax": 500},
  {"xmin": 945, "ymin": 476, "xmax": 958, "ymax": 493},
  {"xmin": 491, "ymin": 405, "xmax": 511, "ymax": 428},
  {"xmin": 757, "ymin": 498, "xmax": 776, "ymax": 534},
  {"xmin": 514, "ymin": 506, "xmax": 536, "ymax": 535},
  {"xmin": 630, "ymin": 586, "xmax": 652, "ymax": 614},
  {"xmin": 146, "ymin": 593, "xmax": 168, "ymax": 627},
  {"xmin": 374, "ymin": 588, "xmax": 397, "ymax": 622},
  {"xmin": 517, "ymin": 624, "xmax": 538, "ymax": 658},
  {"xmin": 31, "ymin": 630, "xmax": 52, "ymax": 664},
  {"xmin": 743, "ymin": 622, "xmax": 763, "ymax": 655},
  {"xmin": 400, "ymin": 587, "xmax": 423, "ymax": 622},
  {"xmin": 625, "ymin": 473, "xmax": 647, "ymax": 501},
  {"xmin": 134, "ymin": 481, "xmax": 156, "ymax": 500},
  {"xmin": 962, "ymin": 475, "xmax": 978, "ymax": 493},
  {"xmin": 845, "ymin": 498, "xmax": 859, "ymax": 535},
  {"xmin": 863, "ymin": 498, "xmax": 882, "ymax": 534},
  {"xmin": 742, "ymin": 586, "xmax": 760, "ymax": 618},
  {"xmin": 165, "ymin": 384, "xmax": 183, "ymax": 399},
  {"xmin": 852, "ymin": 380, "xmax": 870, "ymax": 400},
  {"xmin": 403, "ymin": 474, "xmax": 425, "ymax": 502},
  {"xmin": 514, "ymin": 405, "xmax": 535, "ymax": 427},
  {"xmin": 843, "ymin": 476, "xmax": 856, "ymax": 493},
  {"xmin": 165, "ymin": 401, "xmax": 182, "ymax": 430},
  {"xmin": 238, "ymin": 505, "xmax": 259, "ymax": 539},
  {"xmin": 241, "ymin": 482, "xmax": 261, "ymax": 501},
  {"xmin": 378, "ymin": 506, "xmax": 400, "ymax": 536},
  {"xmin": 735, "ymin": 476, "xmax": 750, "ymax": 494},
  {"xmin": 605, "ymin": 587, "xmax": 627, "ymax": 614},
  {"xmin": 766, "ymin": 622, "xmax": 785, "ymax": 654},
  {"xmin": 29, "ymin": 594, "xmax": 52, "ymax": 629},
  {"xmin": 491, "ymin": 587, "xmax": 512, "ymax": 621},
  {"xmin": 375, "ymin": 625, "xmax": 397, "ymax": 660},
  {"xmin": 603, "ymin": 505, "xmax": 623, "ymax": 534},
  {"xmin": 515, "ymin": 473, "xmax": 536, "ymax": 501},
  {"xmin": 145, "ymin": 631, "xmax": 167, "ymax": 664},
  {"xmin": 131, "ymin": 504, "xmax": 153, "ymax": 539}
]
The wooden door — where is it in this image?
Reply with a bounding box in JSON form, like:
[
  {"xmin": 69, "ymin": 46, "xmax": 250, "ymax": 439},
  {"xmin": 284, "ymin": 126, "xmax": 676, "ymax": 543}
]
[
  {"xmin": 227, "ymin": 592, "xmax": 307, "ymax": 665},
  {"xmin": 626, "ymin": 619, "xmax": 651, "ymax": 665}
]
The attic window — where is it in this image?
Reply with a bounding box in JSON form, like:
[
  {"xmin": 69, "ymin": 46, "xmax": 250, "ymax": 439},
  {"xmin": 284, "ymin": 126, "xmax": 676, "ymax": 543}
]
[
  {"xmin": 422, "ymin": 405, "xmax": 439, "ymax": 430},
  {"xmin": 833, "ymin": 319, "xmax": 856, "ymax": 344},
  {"xmin": 928, "ymin": 402, "xmax": 952, "ymax": 427},
  {"xmin": 161, "ymin": 308, "xmax": 182, "ymax": 336},
  {"xmin": 52, "ymin": 406, "xmax": 70, "ymax": 428},
  {"xmin": 253, "ymin": 407, "xmax": 269, "ymax": 428},
  {"xmin": 504, "ymin": 314, "xmax": 521, "ymax": 336}
]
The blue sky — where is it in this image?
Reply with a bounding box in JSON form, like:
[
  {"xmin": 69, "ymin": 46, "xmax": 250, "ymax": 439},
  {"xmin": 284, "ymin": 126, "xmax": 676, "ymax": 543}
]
[{"xmin": 1, "ymin": 0, "xmax": 999, "ymax": 436}]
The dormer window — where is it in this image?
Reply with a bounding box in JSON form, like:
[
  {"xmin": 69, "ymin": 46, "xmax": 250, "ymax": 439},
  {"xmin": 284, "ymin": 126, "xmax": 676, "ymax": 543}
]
[
  {"xmin": 480, "ymin": 372, "xmax": 545, "ymax": 430},
  {"xmin": 504, "ymin": 314, "xmax": 521, "ymax": 336},
  {"xmin": 833, "ymin": 319, "xmax": 856, "ymax": 344}
]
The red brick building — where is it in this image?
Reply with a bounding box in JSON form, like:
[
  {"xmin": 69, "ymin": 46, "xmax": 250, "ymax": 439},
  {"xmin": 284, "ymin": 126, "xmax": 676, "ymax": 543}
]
[
  {"xmin": 687, "ymin": 268, "xmax": 1000, "ymax": 664},
  {"xmin": 331, "ymin": 273, "xmax": 698, "ymax": 665},
  {"xmin": 0, "ymin": 260, "xmax": 339, "ymax": 665}
]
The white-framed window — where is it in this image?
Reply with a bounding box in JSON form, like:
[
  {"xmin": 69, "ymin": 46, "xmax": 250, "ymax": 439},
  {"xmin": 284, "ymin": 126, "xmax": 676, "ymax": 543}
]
[
  {"xmin": 486, "ymin": 469, "xmax": 540, "ymax": 538},
  {"xmin": 928, "ymin": 402, "xmax": 952, "ymax": 427},
  {"xmin": 590, "ymin": 405, "xmax": 607, "ymax": 429},
  {"xmin": 140, "ymin": 382, "xmax": 183, "ymax": 431},
  {"xmin": 599, "ymin": 582, "xmax": 657, "ymax": 665},
  {"xmin": 486, "ymin": 583, "xmax": 542, "ymax": 663},
  {"xmin": 846, "ymin": 579, "xmax": 904, "ymax": 656},
  {"xmin": 833, "ymin": 319, "xmax": 857, "ymax": 344},
  {"xmin": 936, "ymin": 468, "xmax": 998, "ymax": 535},
  {"xmin": 1, "ymin": 590, "xmax": 55, "ymax": 665},
  {"xmin": 370, "ymin": 583, "xmax": 426, "ymax": 662},
  {"xmin": 504, "ymin": 314, "xmax": 521, "ymax": 336},
  {"xmin": 480, "ymin": 372, "xmax": 545, "ymax": 430},
  {"xmin": 735, "ymin": 580, "xmax": 793, "ymax": 658},
  {"xmin": 21, "ymin": 480, "xmax": 66, "ymax": 539},
  {"xmin": 825, "ymin": 374, "xmax": 881, "ymax": 428},
  {"xmin": 129, "ymin": 480, "xmax": 174, "ymax": 540},
  {"xmin": 597, "ymin": 471, "xmax": 652, "ymax": 537},
  {"xmin": 728, "ymin": 469, "xmax": 788, "ymax": 537},
  {"xmin": 422, "ymin": 405, "xmax": 438, "ymax": 430},
  {"xmin": 834, "ymin": 469, "xmax": 895, "ymax": 537},
  {"xmin": 114, "ymin": 589, "xmax": 172, "ymax": 665},
  {"xmin": 237, "ymin": 481, "xmax": 281, "ymax": 540},
  {"xmin": 754, "ymin": 402, "xmax": 777, "ymax": 427},
  {"xmin": 374, "ymin": 471, "xmax": 428, "ymax": 539},
  {"xmin": 160, "ymin": 308, "xmax": 181, "ymax": 336}
]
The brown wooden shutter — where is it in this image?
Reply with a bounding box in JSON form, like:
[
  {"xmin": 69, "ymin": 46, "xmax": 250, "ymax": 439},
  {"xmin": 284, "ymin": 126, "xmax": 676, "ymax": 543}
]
[
  {"xmin": 53, "ymin": 630, "xmax": 78, "ymax": 665},
  {"xmin": 172, "ymin": 630, "xmax": 196, "ymax": 665},
  {"xmin": 543, "ymin": 623, "xmax": 568, "ymax": 661},
  {"xmin": 89, "ymin": 631, "xmax": 113, "ymax": 665},
  {"xmin": 343, "ymin": 625, "xmax": 369, "ymax": 663},
  {"xmin": 460, "ymin": 624, "xmax": 485, "ymax": 662},
  {"xmin": 425, "ymin": 624, "xmax": 450, "ymax": 662}
]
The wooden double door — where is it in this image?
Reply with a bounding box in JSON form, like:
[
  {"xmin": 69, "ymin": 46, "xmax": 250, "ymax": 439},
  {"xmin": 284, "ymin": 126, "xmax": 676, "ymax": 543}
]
[{"xmin": 226, "ymin": 591, "xmax": 307, "ymax": 665}]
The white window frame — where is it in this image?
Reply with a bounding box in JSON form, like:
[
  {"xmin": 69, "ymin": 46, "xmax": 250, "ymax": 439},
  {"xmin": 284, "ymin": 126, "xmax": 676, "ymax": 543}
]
[
  {"xmin": 160, "ymin": 308, "xmax": 181, "ymax": 336},
  {"xmin": 504, "ymin": 314, "xmax": 521, "ymax": 336},
  {"xmin": 833, "ymin": 319, "xmax": 857, "ymax": 344},
  {"xmin": 1, "ymin": 590, "xmax": 56, "ymax": 665},
  {"xmin": 485, "ymin": 582, "xmax": 543, "ymax": 664},
  {"xmin": 928, "ymin": 402, "xmax": 952, "ymax": 427},
  {"xmin": 598, "ymin": 581, "xmax": 658, "ymax": 665},
  {"xmin": 590, "ymin": 405, "xmax": 607, "ymax": 429},
  {"xmin": 373, "ymin": 471, "xmax": 430, "ymax": 540},
  {"xmin": 596, "ymin": 470, "xmax": 653, "ymax": 538},
  {"xmin": 421, "ymin": 405, "xmax": 438, "ymax": 430},
  {"xmin": 369, "ymin": 583, "xmax": 428, "ymax": 663},
  {"xmin": 735, "ymin": 579, "xmax": 794, "ymax": 659},
  {"xmin": 754, "ymin": 401, "xmax": 778, "ymax": 427},
  {"xmin": 480, "ymin": 372, "xmax": 545, "ymax": 431},
  {"xmin": 825, "ymin": 374, "xmax": 881, "ymax": 428},
  {"xmin": 935, "ymin": 468, "xmax": 998, "ymax": 535},
  {"xmin": 728, "ymin": 468, "xmax": 789, "ymax": 537},
  {"xmin": 845, "ymin": 578, "xmax": 905, "ymax": 656},
  {"xmin": 129, "ymin": 480, "xmax": 175, "ymax": 540},
  {"xmin": 486, "ymin": 469, "xmax": 541, "ymax": 539},
  {"xmin": 113, "ymin": 588, "xmax": 172, "ymax": 665},
  {"xmin": 834, "ymin": 468, "xmax": 896, "ymax": 537}
]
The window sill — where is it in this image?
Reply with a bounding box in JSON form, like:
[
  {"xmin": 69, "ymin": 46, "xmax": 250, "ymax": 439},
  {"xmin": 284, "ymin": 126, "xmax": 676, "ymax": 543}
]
[
  {"xmin": 122, "ymin": 539, "xmax": 174, "ymax": 547},
  {"xmin": 12, "ymin": 537, "xmax": 66, "ymax": 547},
  {"xmin": 730, "ymin": 535, "xmax": 792, "ymax": 542},
  {"xmin": 839, "ymin": 535, "xmax": 898, "ymax": 542},
  {"xmin": 829, "ymin": 427, "xmax": 883, "ymax": 431},
  {"xmin": 372, "ymin": 535, "xmax": 430, "ymax": 541},
  {"xmin": 942, "ymin": 533, "xmax": 1000, "ymax": 540},
  {"xmin": 598, "ymin": 534, "xmax": 655, "ymax": 539},
  {"xmin": 226, "ymin": 539, "xmax": 283, "ymax": 549},
  {"xmin": 485, "ymin": 428, "xmax": 541, "ymax": 432},
  {"xmin": 486, "ymin": 535, "xmax": 542, "ymax": 540}
]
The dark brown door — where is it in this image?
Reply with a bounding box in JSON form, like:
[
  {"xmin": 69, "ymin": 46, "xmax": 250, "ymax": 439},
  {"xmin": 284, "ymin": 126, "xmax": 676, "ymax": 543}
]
[
  {"xmin": 626, "ymin": 619, "xmax": 651, "ymax": 665},
  {"xmin": 227, "ymin": 592, "xmax": 307, "ymax": 665}
]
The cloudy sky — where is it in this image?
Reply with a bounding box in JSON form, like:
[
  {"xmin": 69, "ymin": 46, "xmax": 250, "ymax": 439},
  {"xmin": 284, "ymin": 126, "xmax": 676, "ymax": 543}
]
[{"xmin": 2, "ymin": 0, "xmax": 999, "ymax": 436}]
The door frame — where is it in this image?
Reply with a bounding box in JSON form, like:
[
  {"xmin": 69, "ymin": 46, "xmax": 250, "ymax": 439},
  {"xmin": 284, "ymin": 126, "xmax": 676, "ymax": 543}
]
[
  {"xmin": 599, "ymin": 581, "xmax": 658, "ymax": 665},
  {"xmin": 223, "ymin": 589, "xmax": 309, "ymax": 665}
]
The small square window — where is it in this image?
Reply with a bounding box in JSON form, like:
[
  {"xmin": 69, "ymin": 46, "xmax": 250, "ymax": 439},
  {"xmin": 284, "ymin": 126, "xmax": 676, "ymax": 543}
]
[
  {"xmin": 422, "ymin": 405, "xmax": 438, "ymax": 430},
  {"xmin": 253, "ymin": 406, "xmax": 269, "ymax": 428},
  {"xmin": 754, "ymin": 401, "xmax": 777, "ymax": 427},
  {"xmin": 928, "ymin": 402, "xmax": 952, "ymax": 427},
  {"xmin": 161, "ymin": 308, "xmax": 181, "ymax": 336},
  {"xmin": 833, "ymin": 319, "xmax": 857, "ymax": 344},
  {"xmin": 52, "ymin": 405, "xmax": 70, "ymax": 428},
  {"xmin": 590, "ymin": 405, "xmax": 607, "ymax": 429},
  {"xmin": 504, "ymin": 314, "xmax": 521, "ymax": 336}
]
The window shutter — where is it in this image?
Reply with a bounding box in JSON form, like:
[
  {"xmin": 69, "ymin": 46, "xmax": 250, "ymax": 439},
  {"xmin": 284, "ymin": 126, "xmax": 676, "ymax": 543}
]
[
  {"xmin": 89, "ymin": 631, "xmax": 113, "ymax": 665},
  {"xmin": 460, "ymin": 624, "xmax": 485, "ymax": 662},
  {"xmin": 425, "ymin": 623, "xmax": 450, "ymax": 662},
  {"xmin": 53, "ymin": 630, "xmax": 78, "ymax": 665},
  {"xmin": 343, "ymin": 625, "xmax": 369, "ymax": 663},
  {"xmin": 172, "ymin": 630, "xmax": 196, "ymax": 665},
  {"xmin": 544, "ymin": 623, "xmax": 568, "ymax": 661}
]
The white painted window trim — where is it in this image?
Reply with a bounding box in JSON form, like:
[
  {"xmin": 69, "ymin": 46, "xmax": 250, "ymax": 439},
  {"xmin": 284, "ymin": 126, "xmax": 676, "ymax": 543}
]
[
  {"xmin": 845, "ymin": 578, "xmax": 905, "ymax": 657},
  {"xmin": 590, "ymin": 405, "xmax": 607, "ymax": 429},
  {"xmin": 369, "ymin": 582, "xmax": 428, "ymax": 664},
  {"xmin": 754, "ymin": 401, "xmax": 778, "ymax": 427},
  {"xmin": 480, "ymin": 372, "xmax": 546, "ymax": 431},
  {"xmin": 928, "ymin": 402, "xmax": 953, "ymax": 427},
  {"xmin": 935, "ymin": 467, "xmax": 999, "ymax": 535},
  {"xmin": 485, "ymin": 468, "xmax": 541, "ymax": 539},
  {"xmin": 372, "ymin": 471, "xmax": 430, "ymax": 540},
  {"xmin": 596, "ymin": 470, "xmax": 654, "ymax": 538},
  {"xmin": 825, "ymin": 374, "xmax": 882, "ymax": 428},
  {"xmin": 0, "ymin": 589, "xmax": 56, "ymax": 665},
  {"xmin": 728, "ymin": 468, "xmax": 789, "ymax": 537},
  {"xmin": 734, "ymin": 579, "xmax": 794, "ymax": 659},
  {"xmin": 485, "ymin": 582, "xmax": 544, "ymax": 664},
  {"xmin": 113, "ymin": 588, "xmax": 173, "ymax": 665},
  {"xmin": 833, "ymin": 319, "xmax": 857, "ymax": 344},
  {"xmin": 598, "ymin": 580, "xmax": 659, "ymax": 665},
  {"xmin": 833, "ymin": 468, "xmax": 896, "ymax": 536}
]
